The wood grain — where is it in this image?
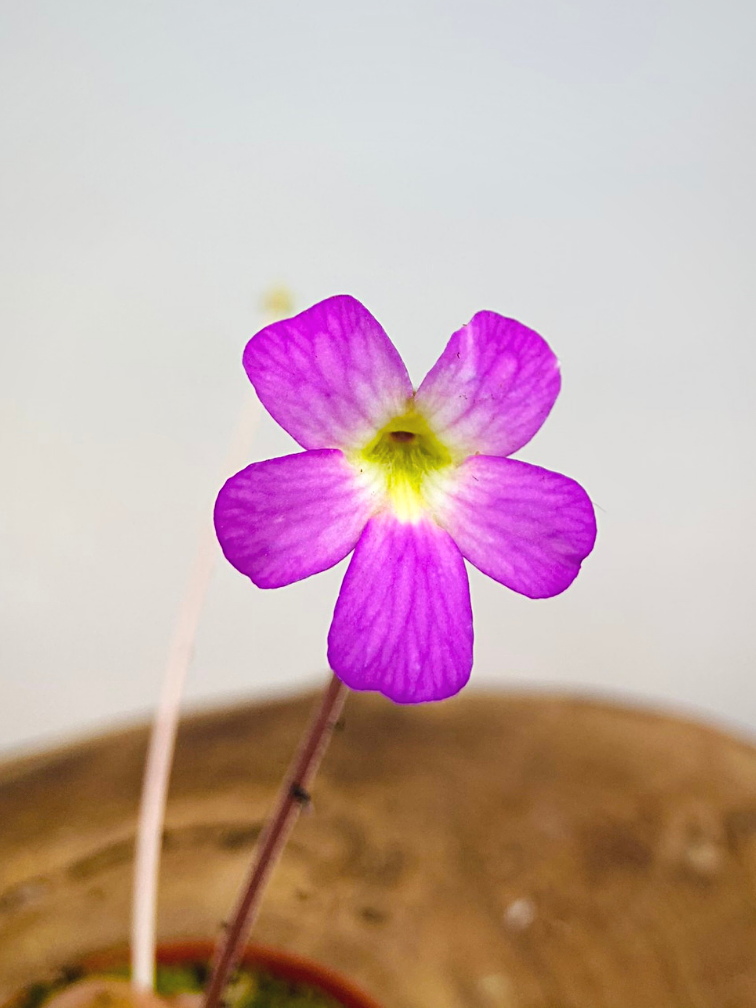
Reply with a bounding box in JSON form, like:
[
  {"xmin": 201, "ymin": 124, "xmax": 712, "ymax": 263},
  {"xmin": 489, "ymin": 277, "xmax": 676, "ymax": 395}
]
[{"xmin": 2, "ymin": 689, "xmax": 756, "ymax": 1008}]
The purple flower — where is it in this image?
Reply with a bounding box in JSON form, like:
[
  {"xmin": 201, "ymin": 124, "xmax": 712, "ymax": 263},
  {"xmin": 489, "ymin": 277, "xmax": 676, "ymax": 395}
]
[{"xmin": 215, "ymin": 295, "xmax": 596, "ymax": 703}]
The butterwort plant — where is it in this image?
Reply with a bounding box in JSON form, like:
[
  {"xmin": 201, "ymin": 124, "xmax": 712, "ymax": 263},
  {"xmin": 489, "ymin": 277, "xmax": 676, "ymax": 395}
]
[
  {"xmin": 203, "ymin": 296, "xmax": 596, "ymax": 1008},
  {"xmin": 214, "ymin": 294, "xmax": 596, "ymax": 703}
]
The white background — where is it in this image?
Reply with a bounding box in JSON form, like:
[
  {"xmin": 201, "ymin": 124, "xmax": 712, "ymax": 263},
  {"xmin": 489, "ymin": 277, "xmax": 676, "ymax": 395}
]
[{"xmin": 2, "ymin": 0, "xmax": 755, "ymax": 754}]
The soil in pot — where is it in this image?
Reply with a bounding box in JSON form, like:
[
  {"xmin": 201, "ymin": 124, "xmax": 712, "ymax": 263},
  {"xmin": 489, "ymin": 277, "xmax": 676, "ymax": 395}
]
[
  {"xmin": 14, "ymin": 967, "xmax": 337, "ymax": 1008},
  {"xmin": 9, "ymin": 947, "xmax": 374, "ymax": 1008}
]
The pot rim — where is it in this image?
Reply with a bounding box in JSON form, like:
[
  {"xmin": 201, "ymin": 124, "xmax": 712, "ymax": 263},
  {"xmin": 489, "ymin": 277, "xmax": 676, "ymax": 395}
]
[{"xmin": 80, "ymin": 941, "xmax": 382, "ymax": 1008}]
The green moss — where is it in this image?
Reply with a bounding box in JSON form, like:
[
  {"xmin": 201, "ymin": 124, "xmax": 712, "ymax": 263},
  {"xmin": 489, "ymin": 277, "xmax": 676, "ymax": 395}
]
[
  {"xmin": 154, "ymin": 965, "xmax": 205, "ymax": 996},
  {"xmin": 17, "ymin": 984, "xmax": 49, "ymax": 1008},
  {"xmin": 246, "ymin": 971, "xmax": 340, "ymax": 1008},
  {"xmin": 14, "ymin": 963, "xmax": 341, "ymax": 1008}
]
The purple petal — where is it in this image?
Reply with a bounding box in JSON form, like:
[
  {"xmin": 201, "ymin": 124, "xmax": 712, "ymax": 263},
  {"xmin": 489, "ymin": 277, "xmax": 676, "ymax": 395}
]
[
  {"xmin": 414, "ymin": 311, "xmax": 561, "ymax": 458},
  {"xmin": 243, "ymin": 295, "xmax": 413, "ymax": 451},
  {"xmin": 214, "ymin": 449, "xmax": 376, "ymax": 589},
  {"xmin": 328, "ymin": 514, "xmax": 473, "ymax": 703},
  {"xmin": 433, "ymin": 455, "xmax": 596, "ymax": 599}
]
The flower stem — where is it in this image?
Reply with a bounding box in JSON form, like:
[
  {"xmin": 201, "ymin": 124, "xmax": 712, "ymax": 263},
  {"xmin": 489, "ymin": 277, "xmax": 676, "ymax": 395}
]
[
  {"xmin": 202, "ymin": 672, "xmax": 349, "ymax": 1008},
  {"xmin": 131, "ymin": 401, "xmax": 260, "ymax": 992},
  {"xmin": 130, "ymin": 288, "xmax": 292, "ymax": 991},
  {"xmin": 130, "ymin": 534, "xmax": 213, "ymax": 990}
]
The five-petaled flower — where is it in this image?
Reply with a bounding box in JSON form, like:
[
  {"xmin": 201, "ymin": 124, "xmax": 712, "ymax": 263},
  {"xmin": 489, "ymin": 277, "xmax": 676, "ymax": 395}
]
[{"xmin": 214, "ymin": 295, "xmax": 596, "ymax": 703}]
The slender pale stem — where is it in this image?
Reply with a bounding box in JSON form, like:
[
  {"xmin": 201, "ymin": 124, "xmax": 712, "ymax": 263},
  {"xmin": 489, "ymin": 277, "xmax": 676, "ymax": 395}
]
[
  {"xmin": 131, "ymin": 396, "xmax": 264, "ymax": 990},
  {"xmin": 130, "ymin": 533, "xmax": 215, "ymax": 990},
  {"xmin": 202, "ymin": 673, "xmax": 349, "ymax": 1008},
  {"xmin": 131, "ymin": 288, "xmax": 293, "ymax": 989}
]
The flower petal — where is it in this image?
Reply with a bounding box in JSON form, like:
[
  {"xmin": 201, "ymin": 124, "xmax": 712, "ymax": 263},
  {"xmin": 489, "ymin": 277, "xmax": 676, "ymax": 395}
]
[
  {"xmin": 432, "ymin": 455, "xmax": 596, "ymax": 599},
  {"xmin": 328, "ymin": 514, "xmax": 473, "ymax": 703},
  {"xmin": 414, "ymin": 311, "xmax": 561, "ymax": 458},
  {"xmin": 214, "ymin": 449, "xmax": 376, "ymax": 588},
  {"xmin": 243, "ymin": 295, "xmax": 413, "ymax": 451}
]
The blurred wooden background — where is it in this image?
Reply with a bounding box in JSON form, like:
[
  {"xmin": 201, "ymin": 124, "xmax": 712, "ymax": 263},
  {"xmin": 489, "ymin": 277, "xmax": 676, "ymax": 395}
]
[{"xmin": 2, "ymin": 690, "xmax": 756, "ymax": 1008}]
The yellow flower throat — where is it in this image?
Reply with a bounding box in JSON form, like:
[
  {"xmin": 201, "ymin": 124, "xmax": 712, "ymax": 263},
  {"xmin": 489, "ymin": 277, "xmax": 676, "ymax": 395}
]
[{"xmin": 356, "ymin": 409, "xmax": 453, "ymax": 523}]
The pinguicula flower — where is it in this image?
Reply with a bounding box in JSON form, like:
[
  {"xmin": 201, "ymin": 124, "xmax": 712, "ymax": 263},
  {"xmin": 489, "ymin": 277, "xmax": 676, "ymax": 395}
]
[{"xmin": 215, "ymin": 295, "xmax": 596, "ymax": 703}]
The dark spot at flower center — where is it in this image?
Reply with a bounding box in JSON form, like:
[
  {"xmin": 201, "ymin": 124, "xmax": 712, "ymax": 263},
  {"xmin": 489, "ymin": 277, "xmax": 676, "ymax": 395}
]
[{"xmin": 389, "ymin": 430, "xmax": 416, "ymax": 443}]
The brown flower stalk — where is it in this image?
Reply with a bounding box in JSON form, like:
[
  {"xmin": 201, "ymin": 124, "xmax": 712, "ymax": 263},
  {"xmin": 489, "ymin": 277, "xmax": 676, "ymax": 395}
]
[{"xmin": 202, "ymin": 672, "xmax": 349, "ymax": 1008}]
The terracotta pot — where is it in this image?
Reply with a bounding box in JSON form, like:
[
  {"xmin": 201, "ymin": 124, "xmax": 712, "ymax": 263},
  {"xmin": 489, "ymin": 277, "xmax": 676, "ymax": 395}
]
[
  {"xmin": 7, "ymin": 692, "xmax": 756, "ymax": 1006},
  {"xmin": 82, "ymin": 942, "xmax": 381, "ymax": 1008}
]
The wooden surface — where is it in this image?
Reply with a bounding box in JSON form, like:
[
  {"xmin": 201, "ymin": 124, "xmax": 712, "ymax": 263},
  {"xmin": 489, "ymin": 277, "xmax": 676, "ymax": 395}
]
[{"xmin": 2, "ymin": 690, "xmax": 756, "ymax": 1008}]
